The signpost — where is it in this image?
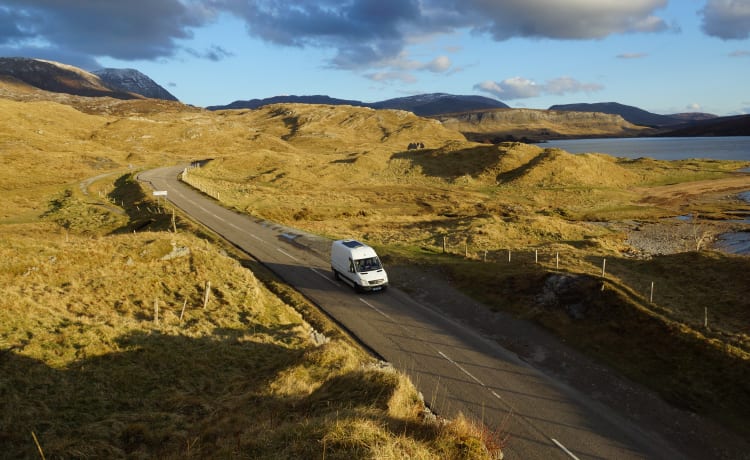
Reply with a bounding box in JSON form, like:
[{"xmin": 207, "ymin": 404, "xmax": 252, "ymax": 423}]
[{"xmin": 153, "ymin": 190, "xmax": 168, "ymax": 206}]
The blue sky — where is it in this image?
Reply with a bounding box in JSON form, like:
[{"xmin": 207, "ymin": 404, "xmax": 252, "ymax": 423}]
[{"xmin": 1, "ymin": 1, "xmax": 749, "ymax": 115}]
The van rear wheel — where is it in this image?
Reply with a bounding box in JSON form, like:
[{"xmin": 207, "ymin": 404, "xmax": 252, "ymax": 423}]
[{"xmin": 332, "ymin": 269, "xmax": 339, "ymax": 280}]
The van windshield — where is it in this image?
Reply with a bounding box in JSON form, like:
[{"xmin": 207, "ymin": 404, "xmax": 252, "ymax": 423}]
[{"xmin": 355, "ymin": 257, "xmax": 382, "ymax": 272}]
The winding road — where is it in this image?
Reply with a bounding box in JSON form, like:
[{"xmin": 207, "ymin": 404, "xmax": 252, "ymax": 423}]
[{"xmin": 138, "ymin": 165, "xmax": 685, "ymax": 460}]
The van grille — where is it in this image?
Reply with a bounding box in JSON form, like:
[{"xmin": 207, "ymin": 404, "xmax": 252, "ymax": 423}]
[{"xmin": 369, "ymin": 279, "xmax": 385, "ymax": 285}]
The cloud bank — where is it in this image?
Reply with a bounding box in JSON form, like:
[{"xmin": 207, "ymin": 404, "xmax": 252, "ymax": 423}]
[
  {"xmin": 700, "ymin": 0, "xmax": 750, "ymax": 39},
  {"xmin": 0, "ymin": 0, "xmax": 676, "ymax": 70}
]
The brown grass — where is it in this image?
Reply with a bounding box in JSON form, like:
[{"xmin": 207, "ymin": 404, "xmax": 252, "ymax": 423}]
[
  {"xmin": 2, "ymin": 88, "xmax": 749, "ymax": 450},
  {"xmin": 0, "ymin": 92, "xmax": 501, "ymax": 458}
]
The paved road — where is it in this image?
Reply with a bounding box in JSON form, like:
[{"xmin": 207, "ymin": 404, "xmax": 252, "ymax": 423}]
[{"xmin": 139, "ymin": 165, "xmax": 685, "ymax": 460}]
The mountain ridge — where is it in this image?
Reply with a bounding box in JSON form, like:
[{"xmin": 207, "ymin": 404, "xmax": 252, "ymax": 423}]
[
  {"xmin": 207, "ymin": 92, "xmax": 508, "ymax": 116},
  {"xmin": 2, "ymin": 57, "xmax": 747, "ymax": 137},
  {"xmin": 0, "ymin": 57, "xmax": 177, "ymax": 102}
]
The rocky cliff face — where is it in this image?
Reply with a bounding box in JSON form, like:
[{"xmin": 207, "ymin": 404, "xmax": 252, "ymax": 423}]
[
  {"xmin": 435, "ymin": 108, "xmax": 649, "ymax": 141},
  {"xmin": 92, "ymin": 68, "xmax": 178, "ymax": 101}
]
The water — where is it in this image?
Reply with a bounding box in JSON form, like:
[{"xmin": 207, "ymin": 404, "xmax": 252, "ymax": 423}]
[
  {"xmin": 543, "ymin": 136, "xmax": 750, "ymax": 161},
  {"xmin": 542, "ymin": 137, "xmax": 750, "ymax": 255}
]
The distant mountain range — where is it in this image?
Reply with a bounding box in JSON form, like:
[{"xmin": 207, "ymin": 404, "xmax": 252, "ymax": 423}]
[
  {"xmin": 1, "ymin": 57, "xmax": 747, "ymax": 137},
  {"xmin": 207, "ymin": 93, "xmax": 509, "ymax": 117},
  {"xmin": 0, "ymin": 57, "xmax": 177, "ymax": 101},
  {"xmin": 548, "ymin": 102, "xmax": 719, "ymax": 128}
]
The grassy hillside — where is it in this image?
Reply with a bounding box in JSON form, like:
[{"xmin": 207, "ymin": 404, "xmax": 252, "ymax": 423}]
[
  {"xmin": 0, "ymin": 89, "xmax": 502, "ymax": 458},
  {"xmin": 2, "ymin": 84, "xmax": 750, "ymax": 446}
]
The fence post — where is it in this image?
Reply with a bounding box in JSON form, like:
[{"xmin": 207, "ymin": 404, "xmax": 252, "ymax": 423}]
[
  {"xmin": 179, "ymin": 299, "xmax": 187, "ymax": 322},
  {"xmin": 650, "ymin": 281, "xmax": 654, "ymax": 303},
  {"xmin": 556, "ymin": 252, "xmax": 559, "ymax": 270},
  {"xmin": 203, "ymin": 281, "xmax": 211, "ymax": 309},
  {"xmin": 601, "ymin": 258, "xmax": 606, "ymax": 277}
]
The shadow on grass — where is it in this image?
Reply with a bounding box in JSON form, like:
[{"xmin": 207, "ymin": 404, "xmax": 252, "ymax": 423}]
[
  {"xmin": 391, "ymin": 145, "xmax": 503, "ymax": 180},
  {"xmin": 108, "ymin": 173, "xmax": 175, "ymax": 234},
  {"xmin": 0, "ymin": 328, "xmax": 448, "ymax": 459}
]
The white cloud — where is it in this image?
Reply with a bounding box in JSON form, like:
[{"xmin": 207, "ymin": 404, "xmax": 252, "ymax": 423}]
[
  {"xmin": 686, "ymin": 103, "xmax": 703, "ymax": 111},
  {"xmin": 729, "ymin": 49, "xmax": 750, "ymax": 57},
  {"xmin": 474, "ymin": 76, "xmax": 603, "ymax": 100},
  {"xmin": 426, "ymin": 55, "xmax": 451, "ymax": 72},
  {"xmin": 701, "ymin": 0, "xmax": 750, "ymax": 40}
]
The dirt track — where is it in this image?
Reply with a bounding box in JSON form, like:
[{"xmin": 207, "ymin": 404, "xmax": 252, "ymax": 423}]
[{"xmin": 635, "ymin": 173, "xmax": 750, "ymax": 207}]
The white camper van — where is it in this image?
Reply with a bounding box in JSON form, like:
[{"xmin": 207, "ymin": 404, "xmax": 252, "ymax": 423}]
[{"xmin": 330, "ymin": 239, "xmax": 388, "ymax": 292}]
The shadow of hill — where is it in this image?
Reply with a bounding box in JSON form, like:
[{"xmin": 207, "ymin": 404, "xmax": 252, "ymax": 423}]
[
  {"xmin": 0, "ymin": 329, "xmax": 301, "ymax": 458},
  {"xmin": 109, "ymin": 173, "xmax": 176, "ymax": 234},
  {"xmin": 546, "ymin": 257, "xmax": 750, "ymax": 437},
  {"xmin": 1, "ymin": 328, "xmax": 440, "ymax": 459},
  {"xmin": 391, "ymin": 145, "xmax": 503, "ymax": 180}
]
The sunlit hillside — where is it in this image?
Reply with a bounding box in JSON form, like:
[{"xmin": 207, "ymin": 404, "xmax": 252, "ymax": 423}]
[
  {"xmin": 2, "ymin": 80, "xmax": 750, "ymax": 448},
  {"xmin": 0, "ymin": 81, "xmax": 506, "ymax": 459}
]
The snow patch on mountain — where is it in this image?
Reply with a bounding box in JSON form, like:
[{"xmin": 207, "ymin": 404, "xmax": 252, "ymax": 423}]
[{"xmin": 92, "ymin": 68, "xmax": 178, "ymax": 101}]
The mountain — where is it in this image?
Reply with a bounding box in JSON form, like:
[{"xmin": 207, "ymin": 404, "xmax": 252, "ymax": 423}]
[
  {"xmin": 208, "ymin": 92, "xmax": 508, "ymax": 116},
  {"xmin": 92, "ymin": 68, "xmax": 178, "ymax": 101},
  {"xmin": 0, "ymin": 57, "xmax": 138, "ymax": 100},
  {"xmin": 370, "ymin": 93, "xmax": 509, "ymax": 116},
  {"xmin": 658, "ymin": 114, "xmax": 750, "ymax": 137},
  {"xmin": 0, "ymin": 58, "xmax": 178, "ymax": 102},
  {"xmin": 667, "ymin": 112, "xmax": 718, "ymax": 122},
  {"xmin": 549, "ymin": 102, "xmax": 685, "ymax": 127},
  {"xmin": 207, "ymin": 95, "xmax": 365, "ymax": 110}
]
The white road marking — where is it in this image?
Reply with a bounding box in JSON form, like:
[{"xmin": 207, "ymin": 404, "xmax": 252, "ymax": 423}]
[
  {"xmin": 551, "ymin": 438, "xmax": 580, "ymax": 460},
  {"xmin": 311, "ymin": 267, "xmax": 339, "ymax": 286},
  {"xmin": 277, "ymin": 248, "xmax": 299, "ymax": 261},
  {"xmin": 359, "ymin": 298, "xmax": 395, "ymax": 321},
  {"xmin": 438, "ymin": 350, "xmax": 486, "ymax": 387}
]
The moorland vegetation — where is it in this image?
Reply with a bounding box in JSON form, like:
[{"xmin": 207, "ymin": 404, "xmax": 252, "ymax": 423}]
[
  {"xmin": 2, "ymin": 77, "xmax": 750, "ymax": 456},
  {"xmin": 0, "ymin": 85, "xmax": 504, "ymax": 458}
]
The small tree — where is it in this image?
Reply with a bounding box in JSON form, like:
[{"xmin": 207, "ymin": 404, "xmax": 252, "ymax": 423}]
[{"xmin": 690, "ymin": 213, "xmax": 713, "ymax": 251}]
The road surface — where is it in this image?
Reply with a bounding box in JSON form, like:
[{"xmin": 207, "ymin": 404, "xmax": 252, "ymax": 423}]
[{"xmin": 139, "ymin": 165, "xmax": 685, "ymax": 460}]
